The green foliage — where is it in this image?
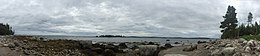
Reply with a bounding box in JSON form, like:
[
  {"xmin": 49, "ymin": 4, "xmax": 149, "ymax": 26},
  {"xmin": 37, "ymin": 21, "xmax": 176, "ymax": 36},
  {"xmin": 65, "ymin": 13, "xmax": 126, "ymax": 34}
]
[
  {"xmin": 241, "ymin": 35, "xmax": 260, "ymax": 41},
  {"xmin": 0, "ymin": 23, "xmax": 14, "ymax": 35},
  {"xmin": 220, "ymin": 6, "xmax": 238, "ymax": 39}
]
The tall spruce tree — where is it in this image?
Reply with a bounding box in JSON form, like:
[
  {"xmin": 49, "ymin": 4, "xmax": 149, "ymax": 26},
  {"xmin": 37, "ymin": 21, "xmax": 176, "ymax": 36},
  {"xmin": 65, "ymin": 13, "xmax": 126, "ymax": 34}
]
[
  {"xmin": 248, "ymin": 12, "xmax": 253, "ymax": 24},
  {"xmin": 220, "ymin": 6, "xmax": 238, "ymax": 39}
]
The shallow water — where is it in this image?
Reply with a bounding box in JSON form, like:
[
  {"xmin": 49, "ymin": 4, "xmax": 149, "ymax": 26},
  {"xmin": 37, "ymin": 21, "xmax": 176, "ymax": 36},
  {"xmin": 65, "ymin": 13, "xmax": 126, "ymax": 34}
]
[{"xmin": 40, "ymin": 36, "xmax": 217, "ymax": 46}]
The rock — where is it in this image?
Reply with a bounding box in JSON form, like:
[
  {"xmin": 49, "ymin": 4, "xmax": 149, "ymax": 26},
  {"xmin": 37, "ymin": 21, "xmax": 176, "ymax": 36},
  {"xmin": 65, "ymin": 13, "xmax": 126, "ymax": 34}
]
[
  {"xmin": 211, "ymin": 49, "xmax": 221, "ymax": 56},
  {"xmin": 3, "ymin": 44, "xmax": 8, "ymax": 47},
  {"xmin": 238, "ymin": 38, "xmax": 246, "ymax": 43},
  {"xmin": 183, "ymin": 45, "xmax": 197, "ymax": 51},
  {"xmin": 14, "ymin": 42, "xmax": 21, "ymax": 47},
  {"xmin": 138, "ymin": 45, "xmax": 158, "ymax": 56},
  {"xmin": 225, "ymin": 44, "xmax": 233, "ymax": 47},
  {"xmin": 197, "ymin": 41, "xmax": 207, "ymax": 44},
  {"xmin": 23, "ymin": 50, "xmax": 33, "ymax": 55},
  {"xmin": 164, "ymin": 54, "xmax": 188, "ymax": 56},
  {"xmin": 174, "ymin": 42, "xmax": 181, "ymax": 44},
  {"xmin": 219, "ymin": 43, "xmax": 227, "ymax": 47},
  {"xmin": 164, "ymin": 43, "xmax": 173, "ymax": 48},
  {"xmin": 23, "ymin": 40, "xmax": 28, "ymax": 43},
  {"xmin": 148, "ymin": 42, "xmax": 155, "ymax": 45},
  {"xmin": 79, "ymin": 40, "xmax": 92, "ymax": 49},
  {"xmin": 247, "ymin": 40, "xmax": 256, "ymax": 47},
  {"xmin": 118, "ymin": 43, "xmax": 128, "ymax": 49},
  {"xmin": 103, "ymin": 49, "xmax": 115, "ymax": 56},
  {"xmin": 92, "ymin": 48, "xmax": 103, "ymax": 54},
  {"xmin": 255, "ymin": 47, "xmax": 260, "ymax": 52},
  {"xmin": 221, "ymin": 47, "xmax": 236, "ymax": 56},
  {"xmin": 8, "ymin": 43, "xmax": 16, "ymax": 48},
  {"xmin": 244, "ymin": 47, "xmax": 251, "ymax": 52},
  {"xmin": 233, "ymin": 52, "xmax": 242, "ymax": 56}
]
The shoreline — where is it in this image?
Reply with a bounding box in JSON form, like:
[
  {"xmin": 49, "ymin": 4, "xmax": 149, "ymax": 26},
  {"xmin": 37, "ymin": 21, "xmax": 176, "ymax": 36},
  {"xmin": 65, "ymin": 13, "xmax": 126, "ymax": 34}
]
[{"xmin": 0, "ymin": 35, "xmax": 235, "ymax": 56}]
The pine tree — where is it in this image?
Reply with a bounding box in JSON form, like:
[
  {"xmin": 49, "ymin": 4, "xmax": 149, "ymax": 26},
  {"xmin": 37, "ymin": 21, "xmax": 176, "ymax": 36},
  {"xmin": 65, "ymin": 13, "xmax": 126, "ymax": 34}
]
[{"xmin": 220, "ymin": 6, "xmax": 238, "ymax": 39}]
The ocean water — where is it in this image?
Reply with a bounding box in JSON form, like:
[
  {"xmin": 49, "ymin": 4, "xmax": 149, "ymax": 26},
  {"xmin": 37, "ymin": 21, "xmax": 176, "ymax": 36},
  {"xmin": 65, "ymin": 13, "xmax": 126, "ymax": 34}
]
[{"xmin": 40, "ymin": 36, "xmax": 217, "ymax": 46}]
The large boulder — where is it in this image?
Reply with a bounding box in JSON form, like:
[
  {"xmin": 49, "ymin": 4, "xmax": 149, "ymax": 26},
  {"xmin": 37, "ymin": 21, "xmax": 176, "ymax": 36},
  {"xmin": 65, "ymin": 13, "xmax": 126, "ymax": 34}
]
[
  {"xmin": 221, "ymin": 47, "xmax": 236, "ymax": 56},
  {"xmin": 183, "ymin": 45, "xmax": 197, "ymax": 51}
]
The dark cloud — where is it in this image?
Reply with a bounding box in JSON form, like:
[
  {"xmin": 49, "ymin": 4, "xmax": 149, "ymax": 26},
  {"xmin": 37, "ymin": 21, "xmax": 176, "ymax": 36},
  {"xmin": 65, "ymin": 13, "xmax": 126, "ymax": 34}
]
[{"xmin": 0, "ymin": 0, "xmax": 259, "ymax": 38}]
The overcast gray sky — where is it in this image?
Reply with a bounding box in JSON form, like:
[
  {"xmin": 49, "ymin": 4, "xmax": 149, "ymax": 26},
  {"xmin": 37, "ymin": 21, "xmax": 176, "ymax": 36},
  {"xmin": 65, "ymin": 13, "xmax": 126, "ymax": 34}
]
[{"xmin": 0, "ymin": 0, "xmax": 259, "ymax": 38}]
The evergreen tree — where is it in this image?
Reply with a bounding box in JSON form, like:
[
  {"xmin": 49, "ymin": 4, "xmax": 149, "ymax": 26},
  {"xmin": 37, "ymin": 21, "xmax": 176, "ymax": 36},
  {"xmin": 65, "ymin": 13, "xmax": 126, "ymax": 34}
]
[
  {"xmin": 248, "ymin": 12, "xmax": 253, "ymax": 24},
  {"xmin": 0, "ymin": 23, "xmax": 14, "ymax": 35},
  {"xmin": 220, "ymin": 6, "xmax": 238, "ymax": 39}
]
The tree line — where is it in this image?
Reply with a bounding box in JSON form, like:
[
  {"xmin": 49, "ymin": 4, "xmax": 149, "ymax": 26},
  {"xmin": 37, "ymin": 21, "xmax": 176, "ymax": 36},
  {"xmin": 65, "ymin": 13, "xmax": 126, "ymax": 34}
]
[
  {"xmin": 220, "ymin": 5, "xmax": 260, "ymax": 39},
  {"xmin": 0, "ymin": 23, "xmax": 14, "ymax": 35}
]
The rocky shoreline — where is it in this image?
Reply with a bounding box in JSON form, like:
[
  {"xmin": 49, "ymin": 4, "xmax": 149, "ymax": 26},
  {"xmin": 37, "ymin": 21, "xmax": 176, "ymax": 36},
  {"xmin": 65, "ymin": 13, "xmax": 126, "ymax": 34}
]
[
  {"xmin": 2, "ymin": 35, "xmax": 257, "ymax": 56},
  {"xmin": 159, "ymin": 38, "xmax": 260, "ymax": 56},
  {"xmin": 0, "ymin": 35, "xmax": 175, "ymax": 56}
]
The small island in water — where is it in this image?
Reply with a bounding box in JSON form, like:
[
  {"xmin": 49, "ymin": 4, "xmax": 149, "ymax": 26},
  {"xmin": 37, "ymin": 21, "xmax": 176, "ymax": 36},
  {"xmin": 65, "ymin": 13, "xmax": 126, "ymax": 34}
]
[{"xmin": 96, "ymin": 35, "xmax": 125, "ymax": 37}]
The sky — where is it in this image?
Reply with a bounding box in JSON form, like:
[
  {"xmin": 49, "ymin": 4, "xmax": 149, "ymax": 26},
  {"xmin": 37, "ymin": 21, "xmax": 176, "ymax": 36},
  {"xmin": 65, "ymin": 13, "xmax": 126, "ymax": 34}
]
[{"xmin": 0, "ymin": 0, "xmax": 260, "ymax": 38}]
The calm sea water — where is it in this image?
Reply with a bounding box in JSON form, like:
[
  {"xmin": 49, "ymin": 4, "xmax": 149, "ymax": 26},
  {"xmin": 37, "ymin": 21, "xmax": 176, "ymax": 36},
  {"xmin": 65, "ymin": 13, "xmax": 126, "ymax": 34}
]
[{"xmin": 39, "ymin": 36, "xmax": 217, "ymax": 46}]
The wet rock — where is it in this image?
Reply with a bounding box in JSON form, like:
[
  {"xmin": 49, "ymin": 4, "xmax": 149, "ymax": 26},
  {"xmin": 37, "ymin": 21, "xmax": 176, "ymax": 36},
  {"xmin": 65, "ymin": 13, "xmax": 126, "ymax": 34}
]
[
  {"xmin": 221, "ymin": 47, "xmax": 236, "ymax": 56},
  {"xmin": 148, "ymin": 42, "xmax": 155, "ymax": 45},
  {"xmin": 174, "ymin": 42, "xmax": 181, "ymax": 44},
  {"xmin": 103, "ymin": 49, "xmax": 115, "ymax": 56},
  {"xmin": 118, "ymin": 43, "xmax": 128, "ymax": 49},
  {"xmin": 79, "ymin": 40, "xmax": 92, "ymax": 49},
  {"xmin": 197, "ymin": 41, "xmax": 207, "ymax": 44},
  {"xmin": 164, "ymin": 43, "xmax": 173, "ymax": 48},
  {"xmin": 183, "ymin": 45, "xmax": 197, "ymax": 51}
]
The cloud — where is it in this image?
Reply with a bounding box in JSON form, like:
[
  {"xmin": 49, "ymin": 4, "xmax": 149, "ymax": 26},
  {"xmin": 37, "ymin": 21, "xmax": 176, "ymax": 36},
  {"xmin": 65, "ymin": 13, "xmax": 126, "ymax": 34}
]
[{"xmin": 0, "ymin": 0, "xmax": 259, "ymax": 38}]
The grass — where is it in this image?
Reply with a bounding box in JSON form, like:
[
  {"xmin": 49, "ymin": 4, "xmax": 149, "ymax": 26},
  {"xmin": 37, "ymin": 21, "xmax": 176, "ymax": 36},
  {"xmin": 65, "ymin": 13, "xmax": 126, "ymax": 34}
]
[{"xmin": 240, "ymin": 35, "xmax": 260, "ymax": 41}]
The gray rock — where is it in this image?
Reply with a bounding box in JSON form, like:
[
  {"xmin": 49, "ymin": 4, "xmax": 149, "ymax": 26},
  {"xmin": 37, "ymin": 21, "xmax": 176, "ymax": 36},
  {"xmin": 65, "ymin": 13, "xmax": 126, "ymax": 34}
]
[
  {"xmin": 8, "ymin": 43, "xmax": 16, "ymax": 48},
  {"xmin": 244, "ymin": 47, "xmax": 251, "ymax": 52},
  {"xmin": 247, "ymin": 40, "xmax": 256, "ymax": 47},
  {"xmin": 3, "ymin": 44, "xmax": 8, "ymax": 47},
  {"xmin": 103, "ymin": 49, "xmax": 115, "ymax": 56},
  {"xmin": 183, "ymin": 45, "xmax": 197, "ymax": 51},
  {"xmin": 211, "ymin": 49, "xmax": 221, "ymax": 56},
  {"xmin": 219, "ymin": 43, "xmax": 227, "ymax": 47},
  {"xmin": 225, "ymin": 44, "xmax": 233, "ymax": 47},
  {"xmin": 79, "ymin": 40, "xmax": 92, "ymax": 49},
  {"xmin": 221, "ymin": 47, "xmax": 236, "ymax": 56},
  {"xmin": 233, "ymin": 52, "xmax": 242, "ymax": 56}
]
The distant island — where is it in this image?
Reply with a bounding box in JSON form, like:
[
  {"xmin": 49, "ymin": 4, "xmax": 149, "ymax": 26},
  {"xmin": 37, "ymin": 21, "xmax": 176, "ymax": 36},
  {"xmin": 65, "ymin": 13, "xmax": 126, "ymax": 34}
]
[{"xmin": 96, "ymin": 35, "xmax": 125, "ymax": 37}]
